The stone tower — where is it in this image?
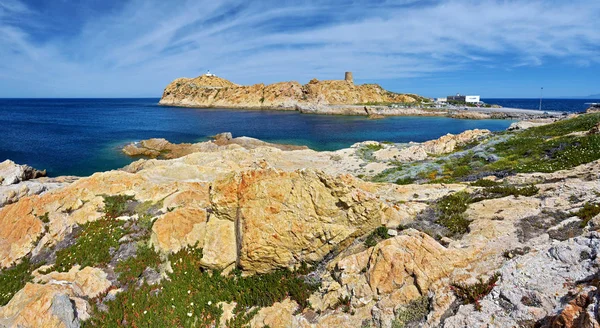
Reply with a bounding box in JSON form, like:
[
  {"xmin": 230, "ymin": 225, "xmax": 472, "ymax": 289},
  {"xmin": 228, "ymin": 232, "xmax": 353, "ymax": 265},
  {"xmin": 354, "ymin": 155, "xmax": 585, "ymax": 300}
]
[{"xmin": 345, "ymin": 72, "xmax": 353, "ymax": 85}]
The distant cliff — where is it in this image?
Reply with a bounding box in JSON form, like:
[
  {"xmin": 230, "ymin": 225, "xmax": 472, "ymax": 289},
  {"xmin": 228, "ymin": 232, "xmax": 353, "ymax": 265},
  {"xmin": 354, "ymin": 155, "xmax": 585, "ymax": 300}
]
[{"xmin": 158, "ymin": 74, "xmax": 424, "ymax": 112}]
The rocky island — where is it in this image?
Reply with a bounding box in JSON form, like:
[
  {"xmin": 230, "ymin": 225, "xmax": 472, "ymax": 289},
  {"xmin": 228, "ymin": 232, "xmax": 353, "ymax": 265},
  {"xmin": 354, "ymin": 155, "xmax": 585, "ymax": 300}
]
[
  {"xmin": 159, "ymin": 72, "xmax": 564, "ymax": 119},
  {"xmin": 1, "ymin": 112, "xmax": 599, "ymax": 327}
]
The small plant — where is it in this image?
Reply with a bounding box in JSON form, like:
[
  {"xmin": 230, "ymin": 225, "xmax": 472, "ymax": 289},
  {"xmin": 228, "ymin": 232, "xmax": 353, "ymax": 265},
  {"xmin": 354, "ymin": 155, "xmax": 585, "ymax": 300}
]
[
  {"xmin": 36, "ymin": 212, "xmax": 50, "ymax": 223},
  {"xmin": 102, "ymin": 194, "xmax": 136, "ymax": 219},
  {"xmin": 337, "ymin": 295, "xmax": 351, "ymax": 313},
  {"xmin": 391, "ymin": 296, "xmax": 430, "ymax": 328},
  {"xmin": 394, "ymin": 177, "xmax": 415, "ymax": 185},
  {"xmin": 451, "ymin": 273, "xmax": 500, "ymax": 311},
  {"xmin": 575, "ymin": 203, "xmax": 600, "ymax": 228},
  {"xmin": 364, "ymin": 226, "xmax": 391, "ymax": 247}
]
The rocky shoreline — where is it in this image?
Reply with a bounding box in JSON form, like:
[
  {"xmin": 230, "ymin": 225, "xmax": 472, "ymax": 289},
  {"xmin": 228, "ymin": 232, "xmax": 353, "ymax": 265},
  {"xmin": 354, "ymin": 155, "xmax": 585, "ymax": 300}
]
[{"xmin": 1, "ymin": 113, "xmax": 599, "ymax": 327}]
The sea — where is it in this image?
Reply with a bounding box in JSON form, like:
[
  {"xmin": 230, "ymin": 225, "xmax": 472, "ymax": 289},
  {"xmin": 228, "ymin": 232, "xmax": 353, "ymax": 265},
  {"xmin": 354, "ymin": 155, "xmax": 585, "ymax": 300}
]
[{"xmin": 0, "ymin": 98, "xmax": 595, "ymax": 177}]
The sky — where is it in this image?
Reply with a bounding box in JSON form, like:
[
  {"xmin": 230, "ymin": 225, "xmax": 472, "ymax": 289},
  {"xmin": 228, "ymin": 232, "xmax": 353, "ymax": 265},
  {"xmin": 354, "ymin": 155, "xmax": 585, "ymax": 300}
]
[{"xmin": 0, "ymin": 0, "xmax": 599, "ymax": 98}]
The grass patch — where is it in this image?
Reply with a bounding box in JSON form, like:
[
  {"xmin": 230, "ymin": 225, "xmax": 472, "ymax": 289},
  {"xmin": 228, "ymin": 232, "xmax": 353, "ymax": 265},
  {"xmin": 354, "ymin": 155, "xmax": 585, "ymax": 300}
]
[
  {"xmin": 451, "ymin": 273, "xmax": 500, "ymax": 311},
  {"xmin": 391, "ymin": 296, "xmax": 430, "ymax": 328},
  {"xmin": 54, "ymin": 218, "xmax": 126, "ymax": 272},
  {"xmin": 575, "ymin": 203, "xmax": 600, "ymax": 228},
  {"xmin": 84, "ymin": 248, "xmax": 319, "ymax": 327},
  {"xmin": 435, "ymin": 191, "xmax": 473, "ymax": 236},
  {"xmin": 103, "ymin": 194, "xmax": 136, "ymax": 219},
  {"xmin": 364, "ymin": 226, "xmax": 391, "ymax": 248},
  {"xmin": 0, "ymin": 258, "xmax": 37, "ymax": 306}
]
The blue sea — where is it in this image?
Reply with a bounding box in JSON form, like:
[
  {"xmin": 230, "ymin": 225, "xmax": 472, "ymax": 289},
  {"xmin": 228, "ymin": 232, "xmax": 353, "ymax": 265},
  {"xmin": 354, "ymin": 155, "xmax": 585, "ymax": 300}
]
[
  {"xmin": 483, "ymin": 98, "xmax": 599, "ymax": 113},
  {"xmin": 0, "ymin": 98, "xmax": 589, "ymax": 177}
]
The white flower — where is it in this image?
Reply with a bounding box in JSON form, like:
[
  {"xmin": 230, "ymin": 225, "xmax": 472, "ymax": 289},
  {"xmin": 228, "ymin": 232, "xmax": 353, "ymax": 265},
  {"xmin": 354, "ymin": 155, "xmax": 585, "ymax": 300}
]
[
  {"xmin": 207, "ymin": 301, "xmax": 212, "ymax": 305},
  {"xmin": 187, "ymin": 290, "xmax": 191, "ymax": 294},
  {"xmin": 131, "ymin": 303, "xmax": 135, "ymax": 306},
  {"xmin": 143, "ymin": 311, "xmax": 147, "ymax": 315},
  {"xmin": 187, "ymin": 312, "xmax": 193, "ymax": 317},
  {"xmin": 190, "ymin": 302, "xmax": 194, "ymax": 306}
]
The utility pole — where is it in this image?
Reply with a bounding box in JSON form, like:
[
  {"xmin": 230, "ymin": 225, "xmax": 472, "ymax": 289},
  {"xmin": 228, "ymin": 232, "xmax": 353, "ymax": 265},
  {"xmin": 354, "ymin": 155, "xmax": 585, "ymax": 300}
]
[{"xmin": 539, "ymin": 87, "xmax": 543, "ymax": 111}]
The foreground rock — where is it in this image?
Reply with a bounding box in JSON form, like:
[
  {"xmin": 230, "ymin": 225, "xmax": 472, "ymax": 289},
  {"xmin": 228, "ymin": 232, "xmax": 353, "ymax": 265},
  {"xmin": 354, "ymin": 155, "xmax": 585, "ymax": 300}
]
[{"xmin": 2, "ymin": 114, "xmax": 600, "ymax": 327}]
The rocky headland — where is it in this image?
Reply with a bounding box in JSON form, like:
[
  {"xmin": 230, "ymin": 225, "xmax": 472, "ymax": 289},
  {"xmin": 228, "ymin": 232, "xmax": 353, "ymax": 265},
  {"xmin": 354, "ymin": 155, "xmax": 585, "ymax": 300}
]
[{"xmin": 1, "ymin": 113, "xmax": 600, "ymax": 327}]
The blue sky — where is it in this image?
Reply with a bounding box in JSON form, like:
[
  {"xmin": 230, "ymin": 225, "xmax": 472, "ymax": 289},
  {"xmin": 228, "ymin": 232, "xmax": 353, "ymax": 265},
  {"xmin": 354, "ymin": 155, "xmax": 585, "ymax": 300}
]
[{"xmin": 1, "ymin": 0, "xmax": 599, "ymax": 98}]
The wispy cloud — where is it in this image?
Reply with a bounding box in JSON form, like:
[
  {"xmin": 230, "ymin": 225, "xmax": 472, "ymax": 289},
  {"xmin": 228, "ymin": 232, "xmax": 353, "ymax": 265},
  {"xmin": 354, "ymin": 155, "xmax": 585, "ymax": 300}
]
[{"xmin": 1, "ymin": 0, "xmax": 599, "ymax": 97}]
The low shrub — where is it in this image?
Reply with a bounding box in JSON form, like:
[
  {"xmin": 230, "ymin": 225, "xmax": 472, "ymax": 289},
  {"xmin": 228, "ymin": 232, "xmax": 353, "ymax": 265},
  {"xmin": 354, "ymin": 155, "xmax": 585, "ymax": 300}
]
[
  {"xmin": 103, "ymin": 194, "xmax": 136, "ymax": 219},
  {"xmin": 435, "ymin": 191, "xmax": 472, "ymax": 235},
  {"xmin": 364, "ymin": 226, "xmax": 391, "ymax": 247},
  {"xmin": 576, "ymin": 203, "xmax": 600, "ymax": 228},
  {"xmin": 451, "ymin": 273, "xmax": 500, "ymax": 311},
  {"xmin": 391, "ymin": 296, "xmax": 430, "ymax": 328}
]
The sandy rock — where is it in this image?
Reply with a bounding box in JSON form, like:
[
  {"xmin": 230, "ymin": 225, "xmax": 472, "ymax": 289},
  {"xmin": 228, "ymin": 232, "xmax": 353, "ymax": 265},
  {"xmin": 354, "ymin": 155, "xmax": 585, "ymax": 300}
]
[
  {"xmin": 0, "ymin": 198, "xmax": 45, "ymax": 268},
  {"xmin": 34, "ymin": 266, "xmax": 112, "ymax": 299},
  {"xmin": 150, "ymin": 207, "xmax": 208, "ymax": 254},
  {"xmin": 250, "ymin": 298, "xmax": 299, "ymax": 328}
]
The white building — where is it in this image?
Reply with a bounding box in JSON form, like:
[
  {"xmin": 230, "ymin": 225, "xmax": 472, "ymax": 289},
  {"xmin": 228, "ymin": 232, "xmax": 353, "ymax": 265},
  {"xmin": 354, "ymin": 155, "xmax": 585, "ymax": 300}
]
[
  {"xmin": 205, "ymin": 70, "xmax": 215, "ymax": 77},
  {"xmin": 436, "ymin": 97, "xmax": 447, "ymax": 103},
  {"xmin": 465, "ymin": 95, "xmax": 480, "ymax": 103}
]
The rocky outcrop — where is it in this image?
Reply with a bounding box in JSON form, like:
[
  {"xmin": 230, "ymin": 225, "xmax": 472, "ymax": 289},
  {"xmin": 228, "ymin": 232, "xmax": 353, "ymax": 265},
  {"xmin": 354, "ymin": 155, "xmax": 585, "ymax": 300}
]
[
  {"xmin": 122, "ymin": 134, "xmax": 307, "ymax": 159},
  {"xmin": 372, "ymin": 129, "xmax": 490, "ymax": 162},
  {"xmin": 159, "ymin": 75, "xmax": 419, "ymax": 112}
]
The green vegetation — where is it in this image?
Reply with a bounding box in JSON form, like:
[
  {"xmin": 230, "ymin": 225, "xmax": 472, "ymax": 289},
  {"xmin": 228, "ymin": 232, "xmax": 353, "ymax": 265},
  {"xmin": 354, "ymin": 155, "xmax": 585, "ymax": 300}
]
[
  {"xmin": 484, "ymin": 113, "xmax": 600, "ymax": 174},
  {"xmin": 451, "ymin": 273, "xmax": 500, "ymax": 311},
  {"xmin": 356, "ymin": 143, "xmax": 384, "ymax": 161},
  {"xmin": 395, "ymin": 177, "xmax": 415, "ymax": 185},
  {"xmin": 391, "ymin": 296, "xmax": 430, "ymax": 328},
  {"xmin": 115, "ymin": 243, "xmax": 162, "ymax": 284},
  {"xmin": 575, "ymin": 203, "xmax": 600, "ymax": 228},
  {"xmin": 102, "ymin": 194, "xmax": 136, "ymax": 219},
  {"xmin": 435, "ymin": 191, "xmax": 472, "ymax": 235},
  {"xmin": 364, "ymin": 226, "xmax": 391, "ymax": 247},
  {"xmin": 85, "ymin": 248, "xmax": 319, "ymax": 327},
  {"xmin": 0, "ymin": 258, "xmax": 37, "ymax": 306},
  {"xmin": 36, "ymin": 212, "xmax": 50, "ymax": 223},
  {"xmin": 479, "ymin": 184, "xmax": 539, "ymax": 198},
  {"xmin": 54, "ymin": 218, "xmax": 126, "ymax": 272}
]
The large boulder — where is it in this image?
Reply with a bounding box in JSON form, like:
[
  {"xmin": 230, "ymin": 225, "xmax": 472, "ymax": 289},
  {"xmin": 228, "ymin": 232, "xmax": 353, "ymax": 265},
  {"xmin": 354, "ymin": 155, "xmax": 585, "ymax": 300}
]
[{"xmin": 209, "ymin": 168, "xmax": 395, "ymax": 273}]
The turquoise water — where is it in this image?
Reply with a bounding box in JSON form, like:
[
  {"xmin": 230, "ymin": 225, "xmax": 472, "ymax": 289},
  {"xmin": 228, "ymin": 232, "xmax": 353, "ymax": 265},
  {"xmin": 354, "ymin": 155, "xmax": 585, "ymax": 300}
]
[{"xmin": 0, "ymin": 98, "xmax": 514, "ymax": 177}]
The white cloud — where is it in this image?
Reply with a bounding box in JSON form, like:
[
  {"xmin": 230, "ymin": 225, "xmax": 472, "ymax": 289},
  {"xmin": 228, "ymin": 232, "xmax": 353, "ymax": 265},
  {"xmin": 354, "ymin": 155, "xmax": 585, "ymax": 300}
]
[{"xmin": 0, "ymin": 0, "xmax": 599, "ymax": 97}]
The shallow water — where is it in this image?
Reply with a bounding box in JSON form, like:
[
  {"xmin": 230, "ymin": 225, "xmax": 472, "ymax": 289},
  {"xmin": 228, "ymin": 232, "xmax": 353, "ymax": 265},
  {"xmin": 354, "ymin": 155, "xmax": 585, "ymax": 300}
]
[{"xmin": 0, "ymin": 98, "xmax": 515, "ymax": 177}]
